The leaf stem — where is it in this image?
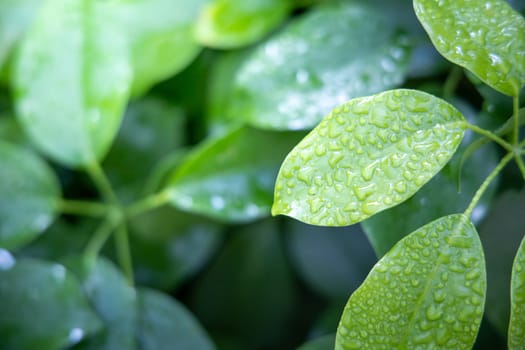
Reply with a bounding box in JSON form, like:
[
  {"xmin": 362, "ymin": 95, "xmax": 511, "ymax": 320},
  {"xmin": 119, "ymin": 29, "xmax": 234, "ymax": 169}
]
[
  {"xmin": 443, "ymin": 65, "xmax": 463, "ymax": 100},
  {"xmin": 464, "ymin": 152, "xmax": 513, "ymax": 218},
  {"xmin": 513, "ymin": 95, "xmax": 520, "ymax": 145},
  {"xmin": 84, "ymin": 211, "xmax": 121, "ymax": 259},
  {"xmin": 57, "ymin": 199, "xmax": 110, "ymax": 217},
  {"xmin": 115, "ymin": 223, "xmax": 134, "ymax": 286},
  {"xmin": 85, "ymin": 161, "xmax": 119, "ymax": 205},
  {"xmin": 125, "ymin": 190, "xmax": 171, "ymax": 218},
  {"xmin": 465, "ymin": 123, "xmax": 513, "ymax": 152}
]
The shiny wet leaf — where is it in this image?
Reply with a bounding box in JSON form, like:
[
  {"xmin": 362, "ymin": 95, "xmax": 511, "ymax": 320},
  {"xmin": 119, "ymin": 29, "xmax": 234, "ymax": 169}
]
[
  {"xmin": 509, "ymin": 234, "xmax": 525, "ymax": 349},
  {"xmin": 336, "ymin": 214, "xmax": 485, "ymax": 349},
  {"xmin": 414, "ymin": 0, "xmax": 525, "ymax": 96},
  {"xmin": 0, "ymin": 141, "xmax": 60, "ymax": 250},
  {"xmin": 273, "ymin": 89, "xmax": 466, "ymax": 226},
  {"xmin": 0, "ymin": 258, "xmax": 102, "ymax": 350},
  {"xmin": 166, "ymin": 126, "xmax": 304, "ymax": 222},
  {"xmin": 226, "ymin": 2, "xmax": 411, "ymax": 130}
]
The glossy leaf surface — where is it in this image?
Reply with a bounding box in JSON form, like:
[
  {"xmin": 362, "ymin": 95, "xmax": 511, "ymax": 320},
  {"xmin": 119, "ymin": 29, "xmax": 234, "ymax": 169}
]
[
  {"xmin": 166, "ymin": 127, "xmax": 304, "ymax": 222},
  {"xmin": 121, "ymin": 0, "xmax": 207, "ymax": 96},
  {"xmin": 336, "ymin": 214, "xmax": 485, "ymax": 349},
  {"xmin": 509, "ymin": 234, "xmax": 525, "ymax": 349},
  {"xmin": 196, "ymin": 0, "xmax": 290, "ymax": 49},
  {"xmin": 273, "ymin": 89, "xmax": 466, "ymax": 226},
  {"xmin": 362, "ymin": 100, "xmax": 498, "ymax": 256},
  {"xmin": 414, "ymin": 0, "xmax": 525, "ymax": 96},
  {"xmin": 227, "ymin": 2, "xmax": 411, "ymax": 130},
  {"xmin": 0, "ymin": 259, "xmax": 102, "ymax": 350},
  {"xmin": 13, "ymin": 0, "xmax": 132, "ymax": 167},
  {"xmin": 66, "ymin": 257, "xmax": 137, "ymax": 350},
  {"xmin": 0, "ymin": 141, "xmax": 60, "ymax": 249},
  {"xmin": 138, "ymin": 288, "xmax": 215, "ymax": 350}
]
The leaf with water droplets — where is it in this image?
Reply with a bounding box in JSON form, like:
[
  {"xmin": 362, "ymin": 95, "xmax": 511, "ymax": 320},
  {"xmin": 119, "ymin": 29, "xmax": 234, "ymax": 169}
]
[
  {"xmin": 336, "ymin": 214, "xmax": 486, "ymax": 349},
  {"xmin": 414, "ymin": 0, "xmax": 525, "ymax": 96},
  {"xmin": 0, "ymin": 259, "xmax": 102, "ymax": 350},
  {"xmin": 273, "ymin": 89, "xmax": 466, "ymax": 226},
  {"xmin": 165, "ymin": 126, "xmax": 304, "ymax": 222},
  {"xmin": 13, "ymin": 0, "xmax": 132, "ymax": 167},
  {"xmin": 226, "ymin": 2, "xmax": 411, "ymax": 130},
  {"xmin": 508, "ymin": 234, "xmax": 525, "ymax": 349},
  {"xmin": 0, "ymin": 141, "xmax": 60, "ymax": 250},
  {"xmin": 195, "ymin": 0, "xmax": 291, "ymax": 49}
]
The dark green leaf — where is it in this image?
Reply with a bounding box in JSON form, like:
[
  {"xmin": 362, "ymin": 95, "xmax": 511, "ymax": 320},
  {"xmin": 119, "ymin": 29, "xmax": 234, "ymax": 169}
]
[
  {"xmin": 166, "ymin": 126, "xmax": 304, "ymax": 222},
  {"xmin": 13, "ymin": 0, "xmax": 132, "ymax": 167},
  {"xmin": 509, "ymin": 233, "xmax": 525, "ymax": 349},
  {"xmin": 336, "ymin": 214, "xmax": 485, "ymax": 349},
  {"xmin": 195, "ymin": 0, "xmax": 291, "ymax": 49},
  {"xmin": 286, "ymin": 219, "xmax": 375, "ymax": 299},
  {"xmin": 189, "ymin": 219, "xmax": 296, "ymax": 348},
  {"xmin": 130, "ymin": 206, "xmax": 222, "ymax": 290},
  {"xmin": 273, "ymin": 89, "xmax": 466, "ymax": 226},
  {"xmin": 226, "ymin": 2, "xmax": 411, "ymax": 130},
  {"xmin": 362, "ymin": 100, "xmax": 499, "ymax": 256},
  {"xmin": 0, "ymin": 258, "xmax": 102, "ymax": 350},
  {"xmin": 121, "ymin": 0, "xmax": 207, "ymax": 96},
  {"xmin": 138, "ymin": 288, "xmax": 216, "ymax": 350},
  {"xmin": 297, "ymin": 334, "xmax": 335, "ymax": 350},
  {"xmin": 66, "ymin": 257, "xmax": 138, "ymax": 350},
  {"xmin": 0, "ymin": 141, "xmax": 60, "ymax": 249},
  {"xmin": 414, "ymin": 0, "xmax": 525, "ymax": 96}
]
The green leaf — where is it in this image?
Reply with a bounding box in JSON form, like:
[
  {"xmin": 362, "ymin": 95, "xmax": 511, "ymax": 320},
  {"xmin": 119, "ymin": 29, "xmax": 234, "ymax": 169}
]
[
  {"xmin": 129, "ymin": 206, "xmax": 222, "ymax": 290},
  {"xmin": 509, "ymin": 234, "xmax": 525, "ymax": 349},
  {"xmin": 226, "ymin": 2, "xmax": 411, "ymax": 130},
  {"xmin": 195, "ymin": 0, "xmax": 291, "ymax": 49},
  {"xmin": 166, "ymin": 126, "xmax": 304, "ymax": 222},
  {"xmin": 66, "ymin": 257, "xmax": 138, "ymax": 350},
  {"xmin": 297, "ymin": 334, "xmax": 335, "ymax": 350},
  {"xmin": 336, "ymin": 214, "xmax": 486, "ymax": 349},
  {"xmin": 13, "ymin": 0, "xmax": 132, "ymax": 167},
  {"xmin": 121, "ymin": 0, "xmax": 207, "ymax": 96},
  {"xmin": 0, "ymin": 141, "xmax": 60, "ymax": 250},
  {"xmin": 362, "ymin": 100, "xmax": 499, "ymax": 256},
  {"xmin": 413, "ymin": 0, "xmax": 525, "ymax": 96},
  {"xmin": 0, "ymin": 258, "xmax": 102, "ymax": 350},
  {"xmin": 189, "ymin": 219, "xmax": 296, "ymax": 348},
  {"xmin": 137, "ymin": 288, "xmax": 216, "ymax": 350},
  {"xmin": 273, "ymin": 89, "xmax": 466, "ymax": 226},
  {"xmin": 0, "ymin": 0, "xmax": 43, "ymax": 69}
]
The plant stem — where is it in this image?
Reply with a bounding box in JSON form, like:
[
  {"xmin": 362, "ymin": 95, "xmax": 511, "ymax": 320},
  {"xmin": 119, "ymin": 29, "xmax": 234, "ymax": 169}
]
[
  {"xmin": 125, "ymin": 190, "xmax": 171, "ymax": 218},
  {"xmin": 465, "ymin": 123, "xmax": 514, "ymax": 152},
  {"xmin": 84, "ymin": 211, "xmax": 121, "ymax": 259},
  {"xmin": 513, "ymin": 95, "xmax": 520, "ymax": 145},
  {"xmin": 57, "ymin": 199, "xmax": 110, "ymax": 217},
  {"xmin": 443, "ymin": 66, "xmax": 463, "ymax": 100},
  {"xmin": 85, "ymin": 161, "xmax": 119, "ymax": 204},
  {"xmin": 115, "ymin": 223, "xmax": 134, "ymax": 285},
  {"xmin": 464, "ymin": 152, "xmax": 513, "ymax": 218}
]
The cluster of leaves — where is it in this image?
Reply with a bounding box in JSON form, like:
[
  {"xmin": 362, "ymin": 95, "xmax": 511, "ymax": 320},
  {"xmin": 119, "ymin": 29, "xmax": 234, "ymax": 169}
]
[{"xmin": 0, "ymin": 0, "xmax": 523, "ymax": 349}]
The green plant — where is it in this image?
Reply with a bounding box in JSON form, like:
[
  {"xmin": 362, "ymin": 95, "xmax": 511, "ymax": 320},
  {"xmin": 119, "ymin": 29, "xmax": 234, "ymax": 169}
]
[
  {"xmin": 0, "ymin": 0, "xmax": 524, "ymax": 349},
  {"xmin": 273, "ymin": 0, "xmax": 525, "ymax": 348}
]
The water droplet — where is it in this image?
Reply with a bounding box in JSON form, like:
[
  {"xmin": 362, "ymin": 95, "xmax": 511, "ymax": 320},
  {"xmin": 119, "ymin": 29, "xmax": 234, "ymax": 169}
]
[
  {"xmin": 0, "ymin": 249, "xmax": 15, "ymax": 270},
  {"xmin": 68, "ymin": 327, "xmax": 84, "ymax": 343},
  {"xmin": 328, "ymin": 152, "xmax": 344, "ymax": 168},
  {"xmin": 51, "ymin": 264, "xmax": 66, "ymax": 282},
  {"xmin": 353, "ymin": 183, "xmax": 376, "ymax": 201},
  {"xmin": 362, "ymin": 201, "xmax": 381, "ymax": 215},
  {"xmin": 426, "ymin": 305, "xmax": 443, "ymax": 321},
  {"xmin": 211, "ymin": 195, "xmax": 225, "ymax": 210}
]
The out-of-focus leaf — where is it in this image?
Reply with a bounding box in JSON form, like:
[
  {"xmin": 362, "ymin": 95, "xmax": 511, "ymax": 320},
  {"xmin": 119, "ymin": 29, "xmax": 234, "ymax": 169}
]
[
  {"xmin": 13, "ymin": 0, "xmax": 132, "ymax": 167},
  {"xmin": 0, "ymin": 141, "xmax": 60, "ymax": 250},
  {"xmin": 480, "ymin": 189, "xmax": 525, "ymax": 336},
  {"xmin": 166, "ymin": 126, "xmax": 304, "ymax": 222},
  {"xmin": 336, "ymin": 214, "xmax": 485, "ymax": 349},
  {"xmin": 297, "ymin": 334, "xmax": 335, "ymax": 350},
  {"xmin": 66, "ymin": 257, "xmax": 137, "ymax": 350},
  {"xmin": 273, "ymin": 89, "xmax": 466, "ymax": 226},
  {"xmin": 362, "ymin": 100, "xmax": 498, "ymax": 256},
  {"xmin": 0, "ymin": 258, "xmax": 102, "ymax": 350},
  {"xmin": 189, "ymin": 220, "xmax": 296, "ymax": 348},
  {"xmin": 414, "ymin": 0, "xmax": 525, "ymax": 96},
  {"xmin": 0, "ymin": 114, "xmax": 30, "ymax": 147},
  {"xmin": 0, "ymin": 0, "xmax": 43, "ymax": 69},
  {"xmin": 137, "ymin": 288, "xmax": 216, "ymax": 350},
  {"xmin": 121, "ymin": 0, "xmax": 208, "ymax": 96},
  {"xmin": 103, "ymin": 97, "xmax": 185, "ymax": 203},
  {"xmin": 195, "ymin": 0, "xmax": 291, "ymax": 49},
  {"xmin": 130, "ymin": 206, "xmax": 222, "ymax": 290},
  {"xmin": 226, "ymin": 2, "xmax": 411, "ymax": 130},
  {"xmin": 509, "ymin": 234, "xmax": 525, "ymax": 349},
  {"xmin": 286, "ymin": 219, "xmax": 375, "ymax": 299}
]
